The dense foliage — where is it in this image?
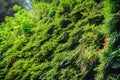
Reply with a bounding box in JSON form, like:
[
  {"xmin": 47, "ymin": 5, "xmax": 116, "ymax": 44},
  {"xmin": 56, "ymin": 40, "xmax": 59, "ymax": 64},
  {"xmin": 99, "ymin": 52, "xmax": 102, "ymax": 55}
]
[
  {"xmin": 0, "ymin": 0, "xmax": 32, "ymax": 22},
  {"xmin": 100, "ymin": 0, "xmax": 120, "ymax": 79},
  {"xmin": 0, "ymin": 0, "xmax": 120, "ymax": 80}
]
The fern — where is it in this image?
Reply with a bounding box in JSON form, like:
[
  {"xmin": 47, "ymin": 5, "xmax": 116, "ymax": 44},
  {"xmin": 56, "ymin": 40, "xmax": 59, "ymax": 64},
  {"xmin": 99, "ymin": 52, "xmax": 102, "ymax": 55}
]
[{"xmin": 104, "ymin": 49, "xmax": 120, "ymax": 74}]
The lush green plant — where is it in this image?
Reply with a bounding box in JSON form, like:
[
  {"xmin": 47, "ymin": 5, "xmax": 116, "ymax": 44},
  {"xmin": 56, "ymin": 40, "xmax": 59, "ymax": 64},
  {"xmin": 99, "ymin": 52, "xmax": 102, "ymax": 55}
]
[
  {"xmin": 95, "ymin": 0, "xmax": 120, "ymax": 79},
  {"xmin": 0, "ymin": 0, "xmax": 105, "ymax": 80}
]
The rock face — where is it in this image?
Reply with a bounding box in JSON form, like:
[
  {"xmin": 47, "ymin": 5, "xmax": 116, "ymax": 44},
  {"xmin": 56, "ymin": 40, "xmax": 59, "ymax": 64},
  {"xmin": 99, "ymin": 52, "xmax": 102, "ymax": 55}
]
[
  {"xmin": 0, "ymin": 0, "xmax": 32, "ymax": 23},
  {"xmin": 16, "ymin": 0, "xmax": 32, "ymax": 10}
]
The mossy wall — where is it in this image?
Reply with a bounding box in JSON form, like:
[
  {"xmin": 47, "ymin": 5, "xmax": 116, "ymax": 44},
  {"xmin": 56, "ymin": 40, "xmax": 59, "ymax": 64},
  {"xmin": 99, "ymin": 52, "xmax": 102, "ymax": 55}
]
[{"xmin": 1, "ymin": 0, "xmax": 118, "ymax": 80}]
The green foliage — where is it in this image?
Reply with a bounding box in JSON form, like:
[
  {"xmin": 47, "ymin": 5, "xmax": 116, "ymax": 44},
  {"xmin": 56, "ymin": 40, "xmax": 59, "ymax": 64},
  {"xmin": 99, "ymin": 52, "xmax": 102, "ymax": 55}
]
[
  {"xmin": 13, "ymin": 5, "xmax": 22, "ymax": 12},
  {"xmin": 108, "ymin": 0, "xmax": 120, "ymax": 13},
  {"xmin": 105, "ymin": 50, "xmax": 120, "ymax": 70},
  {"xmin": 0, "ymin": 0, "xmax": 105, "ymax": 80},
  {"xmin": 59, "ymin": 2, "xmax": 71, "ymax": 13},
  {"xmin": 96, "ymin": 0, "xmax": 120, "ymax": 79}
]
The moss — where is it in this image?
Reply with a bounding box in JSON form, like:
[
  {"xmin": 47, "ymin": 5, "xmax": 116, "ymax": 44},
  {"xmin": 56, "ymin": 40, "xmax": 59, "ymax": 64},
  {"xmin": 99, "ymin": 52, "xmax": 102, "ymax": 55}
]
[{"xmin": 0, "ymin": 0, "xmax": 105, "ymax": 80}]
